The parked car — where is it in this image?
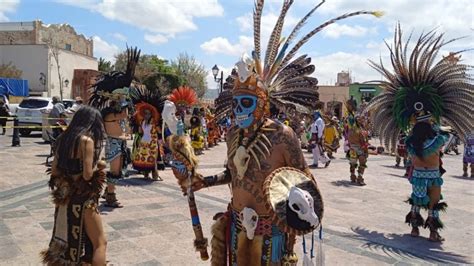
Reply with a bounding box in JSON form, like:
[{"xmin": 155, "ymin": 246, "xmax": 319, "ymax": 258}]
[{"xmin": 16, "ymin": 97, "xmax": 74, "ymax": 136}]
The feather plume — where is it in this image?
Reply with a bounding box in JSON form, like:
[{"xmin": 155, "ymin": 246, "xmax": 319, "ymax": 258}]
[
  {"xmin": 253, "ymin": 0, "xmax": 265, "ymax": 61},
  {"xmin": 89, "ymin": 46, "xmax": 141, "ymax": 110},
  {"xmin": 264, "ymin": 0, "xmax": 293, "ymax": 73},
  {"xmin": 168, "ymin": 86, "xmax": 198, "ymax": 108},
  {"xmin": 367, "ymin": 24, "xmax": 473, "ymax": 149},
  {"xmin": 278, "ymin": 11, "xmax": 383, "ymax": 74}
]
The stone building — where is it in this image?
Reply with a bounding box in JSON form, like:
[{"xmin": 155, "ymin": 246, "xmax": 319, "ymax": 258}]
[
  {"xmin": 0, "ymin": 21, "xmax": 97, "ymax": 98},
  {"xmin": 318, "ymin": 85, "xmax": 349, "ymax": 119},
  {"xmin": 71, "ymin": 69, "xmax": 101, "ymax": 101},
  {"xmin": 335, "ymin": 71, "xmax": 351, "ymax": 86}
]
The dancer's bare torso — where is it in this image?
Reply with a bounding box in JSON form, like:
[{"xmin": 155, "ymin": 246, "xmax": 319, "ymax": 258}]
[
  {"xmin": 348, "ymin": 127, "xmax": 365, "ymax": 146},
  {"xmin": 226, "ymin": 119, "xmax": 309, "ymax": 215},
  {"xmin": 412, "ymin": 153, "xmax": 440, "ymax": 168},
  {"xmin": 104, "ymin": 110, "xmax": 128, "ymax": 139}
]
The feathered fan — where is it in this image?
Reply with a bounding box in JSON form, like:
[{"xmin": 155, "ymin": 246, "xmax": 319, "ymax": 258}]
[
  {"xmin": 130, "ymin": 85, "xmax": 165, "ymax": 113},
  {"xmin": 366, "ymin": 24, "xmax": 474, "ymax": 151},
  {"xmin": 168, "ymin": 86, "xmax": 198, "ymax": 109},
  {"xmin": 88, "ymin": 46, "xmax": 141, "ymax": 109}
]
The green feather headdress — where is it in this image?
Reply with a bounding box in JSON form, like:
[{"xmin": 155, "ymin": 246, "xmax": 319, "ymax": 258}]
[{"xmin": 366, "ymin": 24, "xmax": 474, "ymax": 151}]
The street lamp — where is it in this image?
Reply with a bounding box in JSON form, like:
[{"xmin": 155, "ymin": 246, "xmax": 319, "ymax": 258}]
[
  {"xmin": 64, "ymin": 79, "xmax": 69, "ymax": 88},
  {"xmin": 212, "ymin": 64, "xmax": 223, "ymax": 93}
]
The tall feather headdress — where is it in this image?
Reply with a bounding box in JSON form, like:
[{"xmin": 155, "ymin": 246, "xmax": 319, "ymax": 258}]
[
  {"xmin": 168, "ymin": 86, "xmax": 198, "ymax": 109},
  {"xmin": 366, "ymin": 24, "xmax": 474, "ymax": 151},
  {"xmin": 130, "ymin": 85, "xmax": 165, "ymax": 124},
  {"xmin": 88, "ymin": 46, "xmax": 141, "ymax": 110},
  {"xmin": 217, "ymin": 0, "xmax": 383, "ymax": 118}
]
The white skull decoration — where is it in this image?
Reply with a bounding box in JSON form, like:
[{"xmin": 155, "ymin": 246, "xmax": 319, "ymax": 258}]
[
  {"xmin": 235, "ymin": 53, "xmax": 254, "ymax": 83},
  {"xmin": 288, "ymin": 187, "xmax": 319, "ymax": 227},
  {"xmin": 240, "ymin": 207, "xmax": 259, "ymax": 240},
  {"xmin": 162, "ymin": 100, "xmax": 179, "ymax": 135},
  {"xmin": 233, "ymin": 146, "xmax": 250, "ymax": 179}
]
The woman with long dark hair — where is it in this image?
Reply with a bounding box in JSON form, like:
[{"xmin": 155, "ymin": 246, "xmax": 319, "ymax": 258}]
[
  {"xmin": 41, "ymin": 106, "xmax": 107, "ymax": 264},
  {"xmin": 405, "ymin": 121, "xmax": 447, "ymax": 242}
]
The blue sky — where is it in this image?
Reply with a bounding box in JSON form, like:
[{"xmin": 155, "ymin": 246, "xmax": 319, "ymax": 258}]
[{"xmin": 1, "ymin": 0, "xmax": 472, "ymax": 89}]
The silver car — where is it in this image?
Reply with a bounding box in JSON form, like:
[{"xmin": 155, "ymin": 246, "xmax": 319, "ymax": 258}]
[{"xmin": 15, "ymin": 97, "xmax": 73, "ymax": 136}]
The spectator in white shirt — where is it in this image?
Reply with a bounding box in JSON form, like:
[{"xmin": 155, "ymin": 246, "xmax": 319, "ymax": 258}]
[{"xmin": 310, "ymin": 111, "xmax": 330, "ymax": 168}]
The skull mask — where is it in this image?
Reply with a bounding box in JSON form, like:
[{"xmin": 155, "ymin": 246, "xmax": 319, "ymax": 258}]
[
  {"xmin": 162, "ymin": 100, "xmax": 184, "ymax": 136},
  {"xmin": 240, "ymin": 207, "xmax": 259, "ymax": 240},
  {"xmin": 233, "ymin": 95, "xmax": 258, "ymax": 128},
  {"xmin": 288, "ymin": 187, "xmax": 319, "ymax": 227}
]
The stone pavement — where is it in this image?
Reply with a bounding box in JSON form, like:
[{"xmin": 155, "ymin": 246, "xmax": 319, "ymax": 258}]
[{"xmin": 0, "ymin": 130, "xmax": 473, "ymax": 265}]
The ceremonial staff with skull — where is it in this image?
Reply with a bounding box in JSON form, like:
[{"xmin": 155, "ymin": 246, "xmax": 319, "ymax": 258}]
[{"xmin": 162, "ymin": 97, "xmax": 210, "ymax": 260}]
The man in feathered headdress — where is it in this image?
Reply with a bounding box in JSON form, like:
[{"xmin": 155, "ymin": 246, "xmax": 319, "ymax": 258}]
[
  {"xmin": 165, "ymin": 1, "xmax": 382, "ymax": 264},
  {"xmin": 344, "ymin": 97, "xmax": 369, "ymax": 186},
  {"xmin": 89, "ymin": 46, "xmax": 141, "ymax": 208},
  {"xmin": 367, "ymin": 25, "xmax": 473, "ymax": 242}
]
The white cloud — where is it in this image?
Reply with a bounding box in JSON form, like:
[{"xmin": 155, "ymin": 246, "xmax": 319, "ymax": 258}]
[
  {"xmin": 311, "ymin": 52, "xmax": 377, "ymax": 85},
  {"xmin": 54, "ymin": 0, "xmax": 97, "ymax": 9},
  {"xmin": 111, "ymin": 32, "xmax": 127, "ymax": 42},
  {"xmin": 58, "ymin": 0, "xmax": 223, "ymax": 40},
  {"xmin": 235, "ymin": 11, "xmax": 298, "ymax": 53},
  {"xmin": 318, "ymin": 0, "xmax": 472, "ymax": 41},
  {"xmin": 144, "ymin": 33, "xmax": 168, "ymax": 45},
  {"xmin": 92, "ymin": 36, "xmax": 120, "ymax": 63},
  {"xmin": 203, "ymin": 10, "xmax": 300, "ymax": 57},
  {"xmin": 200, "ymin": 36, "xmax": 253, "ymax": 56},
  {"xmin": 322, "ymin": 23, "xmax": 377, "ymax": 39},
  {"xmin": 0, "ymin": 0, "xmax": 19, "ymax": 22}
]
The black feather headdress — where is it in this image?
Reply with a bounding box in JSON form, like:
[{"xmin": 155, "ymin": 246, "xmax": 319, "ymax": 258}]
[
  {"xmin": 88, "ymin": 46, "xmax": 141, "ymax": 110},
  {"xmin": 366, "ymin": 24, "xmax": 474, "ymax": 151}
]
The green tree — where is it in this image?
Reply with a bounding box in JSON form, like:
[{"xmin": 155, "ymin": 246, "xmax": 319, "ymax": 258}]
[
  {"xmin": 98, "ymin": 57, "xmax": 114, "ymax": 72},
  {"xmin": 0, "ymin": 62, "xmax": 22, "ymax": 79},
  {"xmin": 170, "ymin": 53, "xmax": 208, "ymax": 98}
]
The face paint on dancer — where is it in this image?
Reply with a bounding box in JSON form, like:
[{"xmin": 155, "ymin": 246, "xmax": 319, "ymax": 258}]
[{"xmin": 233, "ymin": 94, "xmax": 258, "ymax": 129}]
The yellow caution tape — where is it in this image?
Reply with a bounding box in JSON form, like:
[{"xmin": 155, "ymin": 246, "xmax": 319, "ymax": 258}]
[
  {"xmin": 2, "ymin": 125, "xmax": 66, "ymax": 129},
  {"xmin": 0, "ymin": 116, "xmax": 71, "ymax": 120}
]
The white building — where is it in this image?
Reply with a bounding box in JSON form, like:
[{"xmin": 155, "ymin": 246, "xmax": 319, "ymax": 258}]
[{"xmin": 0, "ymin": 21, "xmax": 98, "ymax": 98}]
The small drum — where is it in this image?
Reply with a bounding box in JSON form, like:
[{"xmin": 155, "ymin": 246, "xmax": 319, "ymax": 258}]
[{"xmin": 263, "ymin": 167, "xmax": 323, "ymax": 235}]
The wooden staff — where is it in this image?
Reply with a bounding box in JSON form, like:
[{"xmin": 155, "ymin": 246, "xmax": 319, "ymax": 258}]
[
  {"xmin": 186, "ymin": 168, "xmax": 209, "ymax": 261},
  {"xmin": 171, "ymin": 150, "xmax": 209, "ymax": 261}
]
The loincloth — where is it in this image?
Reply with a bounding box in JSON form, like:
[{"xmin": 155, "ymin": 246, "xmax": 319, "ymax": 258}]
[
  {"xmin": 105, "ymin": 136, "xmax": 127, "ymax": 162},
  {"xmin": 225, "ymin": 208, "xmax": 294, "ymax": 265},
  {"xmin": 409, "ymin": 168, "xmax": 443, "ymax": 207},
  {"xmin": 41, "ymin": 182, "xmax": 99, "ymax": 264},
  {"xmin": 349, "ymin": 144, "xmax": 367, "ymax": 162}
]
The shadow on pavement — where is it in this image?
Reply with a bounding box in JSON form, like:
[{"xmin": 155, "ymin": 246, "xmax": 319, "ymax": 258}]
[
  {"xmin": 385, "ymin": 173, "xmax": 407, "ymax": 179},
  {"xmin": 19, "ymin": 133, "xmax": 42, "ymax": 138},
  {"xmin": 348, "ymin": 227, "xmax": 470, "ymax": 264},
  {"xmin": 330, "ymin": 180, "xmax": 358, "ymax": 187},
  {"xmin": 381, "ymin": 164, "xmax": 406, "ymax": 169},
  {"xmin": 449, "ymin": 175, "xmax": 474, "ymax": 181},
  {"xmin": 118, "ymin": 177, "xmax": 157, "ymax": 187}
]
